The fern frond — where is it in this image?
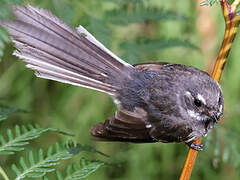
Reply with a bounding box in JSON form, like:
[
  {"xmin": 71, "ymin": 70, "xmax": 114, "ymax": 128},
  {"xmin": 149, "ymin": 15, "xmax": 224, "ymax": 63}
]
[
  {"xmin": 87, "ymin": 18, "xmax": 112, "ymax": 48},
  {"xmin": 120, "ymin": 37, "xmax": 199, "ymax": 64},
  {"xmin": 200, "ymin": 0, "xmax": 220, "ymax": 6},
  {"xmin": 105, "ymin": 7, "xmax": 187, "ymax": 25},
  {"xmin": 55, "ymin": 158, "xmax": 105, "ymax": 180},
  {"xmin": 11, "ymin": 142, "xmax": 107, "ymax": 179},
  {"xmin": 0, "ymin": 28, "xmax": 10, "ymax": 60},
  {"xmin": 0, "ymin": 104, "xmax": 26, "ymax": 121},
  {"xmin": 0, "ymin": 0, "xmax": 23, "ymax": 60},
  {"xmin": 219, "ymin": 126, "xmax": 240, "ymax": 168},
  {"xmin": 66, "ymin": 141, "xmax": 109, "ymax": 157},
  {"xmin": 12, "ymin": 142, "xmax": 75, "ymax": 180},
  {"xmin": 0, "ymin": 22, "xmax": 10, "ymax": 61},
  {"xmin": 203, "ymin": 126, "xmax": 240, "ymax": 169},
  {"xmin": 122, "ymin": 37, "xmax": 199, "ymax": 51},
  {"xmin": 0, "ymin": 125, "xmax": 61, "ymax": 155}
]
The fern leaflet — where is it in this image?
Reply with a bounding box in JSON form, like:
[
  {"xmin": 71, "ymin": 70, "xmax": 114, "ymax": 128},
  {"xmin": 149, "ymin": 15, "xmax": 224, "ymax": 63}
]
[
  {"xmin": 66, "ymin": 141, "xmax": 109, "ymax": 157},
  {"xmin": 54, "ymin": 158, "xmax": 105, "ymax": 180},
  {"xmin": 12, "ymin": 142, "xmax": 74, "ymax": 180},
  {"xmin": 120, "ymin": 37, "xmax": 199, "ymax": 64},
  {"xmin": 11, "ymin": 142, "xmax": 107, "ymax": 179},
  {"xmin": 0, "ymin": 124, "xmax": 63, "ymax": 155},
  {"xmin": 0, "ymin": 104, "xmax": 26, "ymax": 121},
  {"xmin": 200, "ymin": 0, "xmax": 220, "ymax": 6},
  {"xmin": 0, "ymin": 27, "xmax": 10, "ymax": 61}
]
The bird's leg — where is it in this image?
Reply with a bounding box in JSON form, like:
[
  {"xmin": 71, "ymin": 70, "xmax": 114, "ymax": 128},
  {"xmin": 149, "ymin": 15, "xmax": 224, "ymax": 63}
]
[{"xmin": 186, "ymin": 141, "xmax": 204, "ymax": 151}]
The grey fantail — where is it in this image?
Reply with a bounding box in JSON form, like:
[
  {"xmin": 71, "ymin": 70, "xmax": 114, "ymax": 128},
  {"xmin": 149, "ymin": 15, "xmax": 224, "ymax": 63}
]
[{"xmin": 1, "ymin": 5, "xmax": 224, "ymax": 151}]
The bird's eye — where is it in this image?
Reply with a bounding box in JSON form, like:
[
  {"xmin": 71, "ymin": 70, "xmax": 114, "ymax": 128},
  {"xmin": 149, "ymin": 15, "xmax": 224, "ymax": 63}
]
[{"xmin": 194, "ymin": 99, "xmax": 202, "ymax": 107}]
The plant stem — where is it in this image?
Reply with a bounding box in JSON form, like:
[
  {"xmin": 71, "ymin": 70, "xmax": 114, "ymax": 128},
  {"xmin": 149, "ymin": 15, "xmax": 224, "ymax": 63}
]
[
  {"xmin": 0, "ymin": 165, "xmax": 9, "ymax": 180},
  {"xmin": 180, "ymin": 0, "xmax": 240, "ymax": 179},
  {"xmin": 212, "ymin": 1, "xmax": 240, "ymax": 81}
]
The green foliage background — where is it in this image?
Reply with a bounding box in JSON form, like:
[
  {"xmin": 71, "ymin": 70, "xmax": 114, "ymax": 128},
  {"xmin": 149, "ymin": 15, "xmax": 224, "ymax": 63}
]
[{"xmin": 0, "ymin": 0, "xmax": 240, "ymax": 179}]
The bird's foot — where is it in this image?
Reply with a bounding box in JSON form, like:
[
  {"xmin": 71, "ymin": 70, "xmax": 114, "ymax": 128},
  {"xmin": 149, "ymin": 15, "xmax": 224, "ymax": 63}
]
[{"xmin": 186, "ymin": 141, "xmax": 204, "ymax": 151}]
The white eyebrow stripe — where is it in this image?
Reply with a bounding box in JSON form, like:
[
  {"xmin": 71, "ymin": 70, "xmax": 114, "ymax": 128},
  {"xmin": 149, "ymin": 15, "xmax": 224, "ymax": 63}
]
[
  {"xmin": 219, "ymin": 105, "xmax": 223, "ymax": 112},
  {"xmin": 185, "ymin": 91, "xmax": 191, "ymax": 97},
  {"xmin": 197, "ymin": 94, "xmax": 206, "ymax": 105}
]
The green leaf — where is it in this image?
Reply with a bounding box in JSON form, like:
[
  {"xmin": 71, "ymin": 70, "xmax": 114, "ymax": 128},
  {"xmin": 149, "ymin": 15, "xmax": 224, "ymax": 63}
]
[
  {"xmin": 0, "ymin": 0, "xmax": 14, "ymax": 61},
  {"xmin": 0, "ymin": 124, "xmax": 66, "ymax": 155},
  {"xmin": 66, "ymin": 141, "xmax": 109, "ymax": 157},
  {"xmin": 12, "ymin": 142, "xmax": 76, "ymax": 180},
  {"xmin": 11, "ymin": 141, "xmax": 108, "ymax": 179},
  {"xmin": 0, "ymin": 27, "xmax": 10, "ymax": 42},
  {"xmin": 56, "ymin": 158, "xmax": 105, "ymax": 180},
  {"xmin": 0, "ymin": 104, "xmax": 27, "ymax": 122},
  {"xmin": 105, "ymin": 7, "xmax": 187, "ymax": 25},
  {"xmin": 87, "ymin": 18, "xmax": 112, "ymax": 48},
  {"xmin": 200, "ymin": 0, "xmax": 220, "ymax": 6},
  {"xmin": 218, "ymin": 126, "xmax": 240, "ymax": 168},
  {"xmin": 0, "ymin": 27, "xmax": 10, "ymax": 61},
  {"xmin": 120, "ymin": 37, "xmax": 199, "ymax": 64}
]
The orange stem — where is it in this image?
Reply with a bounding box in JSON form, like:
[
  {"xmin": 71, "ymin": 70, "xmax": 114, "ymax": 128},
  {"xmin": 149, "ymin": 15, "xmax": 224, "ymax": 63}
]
[{"xmin": 180, "ymin": 1, "xmax": 240, "ymax": 179}]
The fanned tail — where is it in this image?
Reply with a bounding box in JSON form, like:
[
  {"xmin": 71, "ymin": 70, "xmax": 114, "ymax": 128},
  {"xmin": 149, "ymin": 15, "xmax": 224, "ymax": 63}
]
[{"xmin": 1, "ymin": 5, "xmax": 134, "ymax": 95}]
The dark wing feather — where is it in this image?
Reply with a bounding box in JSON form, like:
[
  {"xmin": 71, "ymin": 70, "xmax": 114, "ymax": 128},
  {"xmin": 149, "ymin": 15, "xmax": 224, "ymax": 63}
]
[{"xmin": 91, "ymin": 108, "xmax": 156, "ymax": 143}]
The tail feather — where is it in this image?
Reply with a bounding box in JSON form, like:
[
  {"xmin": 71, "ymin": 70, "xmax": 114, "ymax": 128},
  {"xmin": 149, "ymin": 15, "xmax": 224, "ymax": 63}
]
[
  {"xmin": 15, "ymin": 52, "xmax": 116, "ymax": 94},
  {"xmin": 1, "ymin": 5, "xmax": 134, "ymax": 95}
]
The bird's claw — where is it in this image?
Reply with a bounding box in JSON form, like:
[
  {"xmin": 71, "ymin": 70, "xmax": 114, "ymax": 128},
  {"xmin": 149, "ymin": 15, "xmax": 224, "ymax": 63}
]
[{"xmin": 186, "ymin": 141, "xmax": 204, "ymax": 151}]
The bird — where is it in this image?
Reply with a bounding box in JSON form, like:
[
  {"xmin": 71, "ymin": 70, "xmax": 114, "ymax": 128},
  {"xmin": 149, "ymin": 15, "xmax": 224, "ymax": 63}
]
[{"xmin": 0, "ymin": 5, "xmax": 224, "ymax": 151}]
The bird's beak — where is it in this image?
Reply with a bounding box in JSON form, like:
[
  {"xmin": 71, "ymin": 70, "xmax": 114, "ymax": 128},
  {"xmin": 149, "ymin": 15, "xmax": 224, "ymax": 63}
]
[{"xmin": 210, "ymin": 114, "xmax": 219, "ymax": 123}]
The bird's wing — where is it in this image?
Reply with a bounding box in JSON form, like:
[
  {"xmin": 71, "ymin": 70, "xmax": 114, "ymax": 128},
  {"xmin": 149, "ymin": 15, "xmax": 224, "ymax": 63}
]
[{"xmin": 91, "ymin": 107, "xmax": 157, "ymax": 143}]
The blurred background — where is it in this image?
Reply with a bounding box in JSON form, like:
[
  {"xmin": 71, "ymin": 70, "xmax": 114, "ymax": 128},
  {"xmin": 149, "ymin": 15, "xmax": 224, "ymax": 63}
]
[{"xmin": 0, "ymin": 0, "xmax": 240, "ymax": 179}]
